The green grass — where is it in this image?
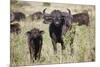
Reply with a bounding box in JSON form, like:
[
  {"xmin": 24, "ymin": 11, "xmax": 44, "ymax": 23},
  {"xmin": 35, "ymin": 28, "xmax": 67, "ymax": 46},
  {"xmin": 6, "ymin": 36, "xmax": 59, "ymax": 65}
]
[{"xmin": 10, "ymin": 2, "xmax": 95, "ymax": 66}]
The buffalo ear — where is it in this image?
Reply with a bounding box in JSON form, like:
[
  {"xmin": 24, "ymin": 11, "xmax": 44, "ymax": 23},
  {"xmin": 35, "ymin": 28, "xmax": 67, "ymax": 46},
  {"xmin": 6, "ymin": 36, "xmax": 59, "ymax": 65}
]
[
  {"xmin": 40, "ymin": 30, "xmax": 45, "ymax": 34},
  {"xmin": 26, "ymin": 31, "xmax": 31, "ymax": 36}
]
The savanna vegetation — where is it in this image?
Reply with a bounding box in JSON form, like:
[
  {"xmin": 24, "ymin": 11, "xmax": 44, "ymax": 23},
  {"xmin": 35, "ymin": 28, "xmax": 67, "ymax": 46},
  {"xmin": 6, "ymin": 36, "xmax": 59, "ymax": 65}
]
[{"xmin": 10, "ymin": 1, "xmax": 95, "ymax": 66}]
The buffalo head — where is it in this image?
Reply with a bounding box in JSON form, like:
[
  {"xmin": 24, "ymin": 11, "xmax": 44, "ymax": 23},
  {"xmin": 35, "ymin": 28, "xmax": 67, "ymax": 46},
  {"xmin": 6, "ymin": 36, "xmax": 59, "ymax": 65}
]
[{"xmin": 27, "ymin": 28, "xmax": 44, "ymax": 39}]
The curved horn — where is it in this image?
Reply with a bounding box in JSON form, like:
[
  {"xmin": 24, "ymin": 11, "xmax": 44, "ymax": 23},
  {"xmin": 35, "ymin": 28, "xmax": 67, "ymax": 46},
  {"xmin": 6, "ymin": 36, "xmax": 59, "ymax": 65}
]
[
  {"xmin": 67, "ymin": 9, "xmax": 71, "ymax": 14},
  {"xmin": 43, "ymin": 8, "xmax": 47, "ymax": 14}
]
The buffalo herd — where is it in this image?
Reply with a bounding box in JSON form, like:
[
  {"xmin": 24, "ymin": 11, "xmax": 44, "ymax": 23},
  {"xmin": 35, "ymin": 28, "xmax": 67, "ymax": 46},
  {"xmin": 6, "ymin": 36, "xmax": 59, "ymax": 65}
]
[{"xmin": 10, "ymin": 8, "xmax": 90, "ymax": 62}]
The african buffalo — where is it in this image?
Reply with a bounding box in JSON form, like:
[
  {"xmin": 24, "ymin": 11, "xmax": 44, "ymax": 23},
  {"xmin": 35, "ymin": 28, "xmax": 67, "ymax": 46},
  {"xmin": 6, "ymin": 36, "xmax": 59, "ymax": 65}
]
[
  {"xmin": 10, "ymin": 23, "xmax": 21, "ymax": 34},
  {"xmin": 31, "ymin": 11, "xmax": 43, "ymax": 21},
  {"xmin": 72, "ymin": 12, "xmax": 89, "ymax": 26},
  {"xmin": 10, "ymin": 11, "xmax": 26, "ymax": 23},
  {"xmin": 26, "ymin": 28, "xmax": 44, "ymax": 62},
  {"xmin": 43, "ymin": 8, "xmax": 72, "ymax": 53}
]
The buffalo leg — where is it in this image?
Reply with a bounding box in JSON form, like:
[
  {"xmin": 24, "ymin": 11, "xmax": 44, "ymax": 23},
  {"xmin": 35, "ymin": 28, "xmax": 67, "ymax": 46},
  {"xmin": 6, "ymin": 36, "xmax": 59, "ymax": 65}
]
[
  {"xmin": 38, "ymin": 46, "xmax": 42, "ymax": 60},
  {"xmin": 38, "ymin": 44, "xmax": 42, "ymax": 60},
  {"xmin": 29, "ymin": 47, "xmax": 34, "ymax": 62},
  {"xmin": 60, "ymin": 39, "xmax": 65, "ymax": 50},
  {"xmin": 52, "ymin": 39, "xmax": 57, "ymax": 54},
  {"xmin": 34, "ymin": 47, "xmax": 38, "ymax": 60}
]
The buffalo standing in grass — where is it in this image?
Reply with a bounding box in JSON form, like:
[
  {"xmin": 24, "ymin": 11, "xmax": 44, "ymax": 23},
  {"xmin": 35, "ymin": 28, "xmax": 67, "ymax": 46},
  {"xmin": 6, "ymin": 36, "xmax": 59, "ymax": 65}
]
[
  {"xmin": 10, "ymin": 11, "xmax": 26, "ymax": 23},
  {"xmin": 72, "ymin": 12, "xmax": 89, "ymax": 26},
  {"xmin": 43, "ymin": 8, "xmax": 73, "ymax": 53},
  {"xmin": 26, "ymin": 28, "xmax": 44, "ymax": 62}
]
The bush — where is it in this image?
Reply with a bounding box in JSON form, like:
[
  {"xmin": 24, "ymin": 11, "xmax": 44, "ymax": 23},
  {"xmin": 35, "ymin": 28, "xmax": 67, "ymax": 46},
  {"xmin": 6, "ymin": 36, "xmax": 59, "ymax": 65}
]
[{"xmin": 43, "ymin": 2, "xmax": 51, "ymax": 6}]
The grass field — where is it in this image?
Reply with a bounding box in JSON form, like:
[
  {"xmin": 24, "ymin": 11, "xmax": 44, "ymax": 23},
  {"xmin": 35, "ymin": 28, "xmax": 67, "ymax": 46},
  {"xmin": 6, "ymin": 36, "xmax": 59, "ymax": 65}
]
[{"xmin": 10, "ymin": 1, "xmax": 95, "ymax": 66}]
